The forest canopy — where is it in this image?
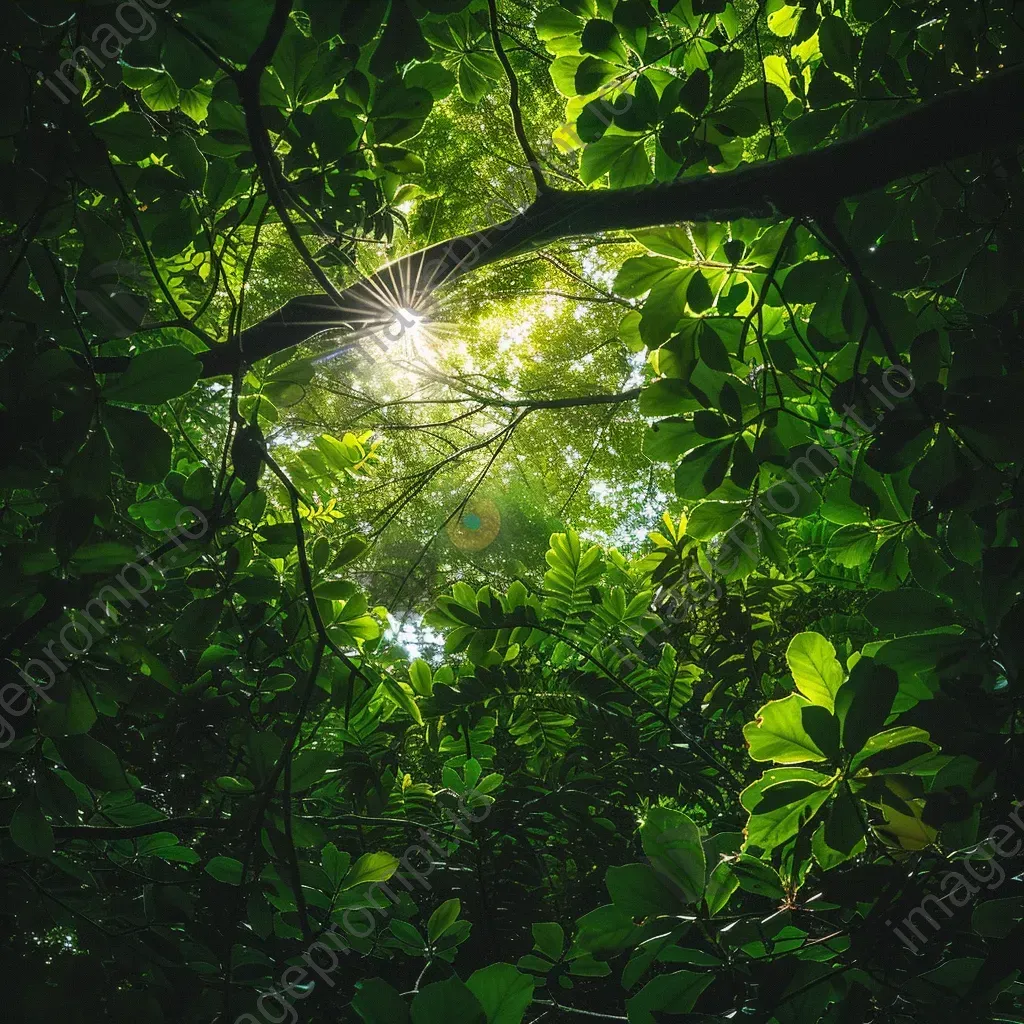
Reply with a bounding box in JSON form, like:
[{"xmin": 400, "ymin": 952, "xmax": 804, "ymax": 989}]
[{"xmin": 2, "ymin": 0, "xmax": 1024, "ymax": 1021}]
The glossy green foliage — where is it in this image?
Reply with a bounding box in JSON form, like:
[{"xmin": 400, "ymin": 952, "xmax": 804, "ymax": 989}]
[{"xmin": 2, "ymin": 0, "xmax": 1024, "ymax": 1021}]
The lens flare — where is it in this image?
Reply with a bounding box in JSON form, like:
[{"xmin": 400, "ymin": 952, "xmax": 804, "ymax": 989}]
[{"xmin": 447, "ymin": 498, "xmax": 501, "ymax": 551}]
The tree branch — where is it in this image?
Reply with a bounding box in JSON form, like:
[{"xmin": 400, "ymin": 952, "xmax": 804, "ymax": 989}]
[
  {"xmin": 0, "ymin": 812, "xmax": 463, "ymax": 843},
  {"xmin": 486, "ymin": 386, "xmax": 642, "ymax": 409},
  {"xmin": 93, "ymin": 64, "xmax": 1024, "ymax": 380},
  {"xmin": 487, "ymin": 0, "xmax": 548, "ymax": 194}
]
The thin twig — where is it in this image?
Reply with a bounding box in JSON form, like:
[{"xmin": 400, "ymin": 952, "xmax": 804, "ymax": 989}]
[{"xmin": 487, "ymin": 0, "xmax": 548, "ymax": 194}]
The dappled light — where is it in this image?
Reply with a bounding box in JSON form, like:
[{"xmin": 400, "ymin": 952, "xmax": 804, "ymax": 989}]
[{"xmin": 3, "ymin": 1, "xmax": 1024, "ymax": 1021}]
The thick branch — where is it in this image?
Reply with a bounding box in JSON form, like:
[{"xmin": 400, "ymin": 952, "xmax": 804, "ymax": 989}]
[
  {"xmin": 465, "ymin": 386, "xmax": 642, "ymax": 409},
  {"xmin": 0, "ymin": 813, "xmax": 458, "ymax": 842},
  {"xmin": 171, "ymin": 64, "xmax": 1022, "ymax": 379}
]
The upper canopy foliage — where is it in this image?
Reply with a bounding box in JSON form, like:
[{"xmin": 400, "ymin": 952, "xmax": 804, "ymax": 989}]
[{"xmin": 2, "ymin": 0, "xmax": 1024, "ymax": 1021}]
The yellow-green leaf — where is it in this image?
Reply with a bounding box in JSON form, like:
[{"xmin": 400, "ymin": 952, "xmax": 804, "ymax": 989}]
[{"xmin": 786, "ymin": 631, "xmax": 845, "ymax": 710}]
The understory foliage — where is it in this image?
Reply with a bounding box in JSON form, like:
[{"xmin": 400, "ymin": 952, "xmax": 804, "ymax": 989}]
[{"xmin": 2, "ymin": 0, "xmax": 1024, "ymax": 1022}]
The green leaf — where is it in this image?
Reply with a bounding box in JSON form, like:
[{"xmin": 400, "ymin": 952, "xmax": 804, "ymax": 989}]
[
  {"xmin": 710, "ymin": 49, "xmax": 744, "ymax": 105},
  {"xmin": 581, "ymin": 19, "xmax": 627, "ymax": 62},
  {"xmin": 801, "ymin": 704, "xmax": 841, "ymax": 762},
  {"xmin": 532, "ymin": 922, "xmax": 564, "ymax": 961},
  {"xmin": 172, "ymin": 597, "xmax": 223, "ymax": 649},
  {"xmin": 822, "ymin": 783, "xmax": 865, "ymax": 855},
  {"xmin": 93, "ymin": 111, "xmax": 157, "ymax": 162},
  {"xmin": 331, "ymin": 535, "xmax": 369, "ymax": 568},
  {"xmin": 740, "ymin": 767, "xmax": 836, "ymax": 812},
  {"xmin": 65, "ymin": 432, "xmax": 111, "ymax": 501},
  {"xmin": 782, "ymin": 259, "xmax": 841, "ymax": 304},
  {"xmin": 626, "ymin": 970, "xmax": 714, "ymax": 1024},
  {"xmin": 686, "ymin": 270, "xmax": 714, "ymax": 313},
  {"xmin": 704, "ymin": 860, "xmax": 739, "ymax": 915},
  {"xmin": 11, "ymin": 800, "xmax": 54, "ymax": 858},
  {"xmin": 466, "ymin": 964, "xmax": 535, "ymax": 1024},
  {"xmin": 677, "ymin": 68, "xmax": 711, "ymax": 115},
  {"xmin": 674, "ymin": 440, "xmax": 731, "ymax": 499},
  {"xmin": 819, "ymin": 16, "xmax": 859, "ymax": 77},
  {"xmin": 103, "ymin": 405, "xmax": 172, "ymax": 483},
  {"xmin": 550, "ymin": 55, "xmax": 586, "ymax": 96},
  {"xmin": 405, "ymin": 62, "xmax": 456, "ymax": 99},
  {"xmin": 717, "ymin": 83, "xmax": 787, "ymax": 137},
  {"xmin": 353, "ymin": 978, "xmax": 411, "ymax": 1024},
  {"xmin": 850, "ymin": 725, "xmax": 932, "ymax": 770},
  {"xmin": 640, "ymin": 269, "xmax": 692, "ymax": 343},
  {"xmin": 142, "ymin": 75, "xmax": 181, "ymax": 112},
  {"xmin": 608, "ymin": 138, "xmax": 653, "ymax": 188},
  {"xmin": 743, "ymin": 694, "xmax": 828, "ymax": 763},
  {"xmin": 167, "ymin": 133, "xmax": 208, "ymax": 191},
  {"xmin": 54, "ymin": 735, "xmax": 131, "ymax": 791},
  {"xmin": 103, "ymin": 348, "xmax": 203, "ymax": 405},
  {"xmin": 287, "ymin": 750, "xmax": 337, "ymax": 790},
  {"xmin": 580, "ymin": 131, "xmax": 644, "ymax": 184},
  {"xmin": 767, "ymin": 3, "xmax": 801, "ymax": 36},
  {"xmin": 786, "ymin": 106, "xmax": 845, "ymax": 153},
  {"xmin": 215, "ymin": 776, "xmax": 255, "ymax": 795},
  {"xmin": 658, "ymin": 110, "xmax": 696, "ymax": 159},
  {"xmin": 759, "ymin": 479, "xmax": 821, "ymax": 519},
  {"xmin": 572, "ymin": 903, "xmax": 640, "ymax": 955},
  {"xmin": 178, "ymin": 0, "xmax": 271, "ymax": 62},
  {"xmin": 786, "ymin": 632, "xmax": 844, "ymax": 711},
  {"xmin": 575, "ymin": 56, "xmax": 619, "ymax": 94},
  {"xmin": 606, "ymin": 862, "xmax": 679, "ymax": 916},
  {"xmin": 835, "ymin": 659, "xmax": 899, "ymax": 754},
  {"xmin": 380, "ymin": 676, "xmax": 423, "ymax": 724},
  {"xmin": 973, "ymin": 897, "xmax": 1024, "ymax": 939},
  {"xmin": 727, "ymin": 853, "xmax": 785, "ymax": 899},
  {"xmin": 575, "ymin": 99, "xmax": 613, "ymax": 143},
  {"xmin": 807, "ymin": 67, "xmax": 854, "ymax": 109},
  {"xmin": 411, "ymin": 979, "xmax": 485, "ymax": 1024},
  {"xmin": 427, "ymin": 898, "xmax": 461, "ymax": 942},
  {"xmin": 197, "ymin": 644, "xmax": 235, "ymax": 672},
  {"xmin": 827, "ymin": 523, "xmax": 878, "ymax": 568},
  {"xmin": 744, "ymin": 778, "xmax": 835, "ymax": 851},
  {"xmin": 149, "ymin": 209, "xmax": 199, "ymax": 258},
  {"xmin": 640, "ymin": 806, "xmax": 705, "ymax": 904},
  {"xmin": 863, "ymin": 589, "xmax": 954, "ymax": 634},
  {"xmin": 391, "ymin": 919, "xmax": 425, "ymax": 949},
  {"xmin": 205, "ymin": 856, "xmax": 244, "ymax": 884},
  {"xmin": 903, "ymin": 957, "xmax": 991, "ymax": 1002},
  {"xmin": 536, "ymin": 6, "xmax": 583, "ymax": 41},
  {"xmin": 179, "ymin": 86, "xmax": 212, "ymax": 122},
  {"xmin": 36, "ymin": 680, "xmax": 98, "ymax": 737},
  {"xmin": 342, "ymin": 851, "xmax": 400, "ymax": 889},
  {"xmin": 686, "ymin": 500, "xmax": 748, "ymax": 540},
  {"xmin": 959, "ymin": 248, "xmax": 1009, "ymax": 314},
  {"xmin": 69, "ymin": 541, "xmax": 138, "ymax": 574},
  {"xmin": 458, "ymin": 58, "xmax": 492, "ymax": 104},
  {"xmin": 322, "ymin": 842, "xmax": 352, "ymax": 889},
  {"xmin": 409, "ymin": 658, "xmax": 433, "ymax": 696}
]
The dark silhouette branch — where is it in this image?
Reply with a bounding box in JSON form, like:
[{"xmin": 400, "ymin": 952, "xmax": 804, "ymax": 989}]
[
  {"xmin": 460, "ymin": 386, "xmax": 643, "ymax": 410},
  {"xmin": 91, "ymin": 64, "xmax": 1024, "ymax": 381},
  {"xmin": 487, "ymin": 0, "xmax": 548, "ymax": 194},
  {"xmin": 0, "ymin": 813, "xmax": 462, "ymax": 842},
  {"xmin": 235, "ymin": 0, "xmax": 349, "ymax": 310}
]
